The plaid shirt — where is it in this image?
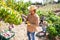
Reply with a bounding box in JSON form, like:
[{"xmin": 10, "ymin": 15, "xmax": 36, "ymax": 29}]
[{"xmin": 27, "ymin": 13, "xmax": 40, "ymax": 32}]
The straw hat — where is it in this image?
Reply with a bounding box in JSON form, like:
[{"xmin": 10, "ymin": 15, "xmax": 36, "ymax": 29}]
[{"xmin": 28, "ymin": 5, "xmax": 37, "ymax": 11}]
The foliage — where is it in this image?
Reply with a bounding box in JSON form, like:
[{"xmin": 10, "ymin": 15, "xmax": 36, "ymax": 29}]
[
  {"xmin": 0, "ymin": 0, "xmax": 31, "ymax": 25},
  {"xmin": 47, "ymin": 25, "xmax": 58, "ymax": 38},
  {"xmin": 37, "ymin": 9, "xmax": 60, "ymax": 37},
  {"xmin": 53, "ymin": 17, "xmax": 60, "ymax": 37},
  {"xmin": 0, "ymin": 6, "xmax": 22, "ymax": 25},
  {"xmin": 5, "ymin": 0, "xmax": 31, "ymax": 15}
]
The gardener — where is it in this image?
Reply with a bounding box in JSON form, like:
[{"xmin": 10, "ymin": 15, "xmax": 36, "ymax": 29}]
[{"xmin": 26, "ymin": 5, "xmax": 40, "ymax": 40}]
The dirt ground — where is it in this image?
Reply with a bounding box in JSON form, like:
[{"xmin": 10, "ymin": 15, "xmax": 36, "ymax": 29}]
[
  {"xmin": 0, "ymin": 20, "xmax": 60, "ymax": 40},
  {"xmin": 0, "ymin": 21, "xmax": 39, "ymax": 40}
]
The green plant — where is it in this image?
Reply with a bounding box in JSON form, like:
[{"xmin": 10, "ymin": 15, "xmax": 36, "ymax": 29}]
[
  {"xmin": 47, "ymin": 25, "xmax": 58, "ymax": 40},
  {"xmin": 0, "ymin": 6, "xmax": 22, "ymax": 25},
  {"xmin": 5, "ymin": 0, "xmax": 31, "ymax": 15},
  {"xmin": 53, "ymin": 17, "xmax": 60, "ymax": 37},
  {"xmin": 0, "ymin": 0, "xmax": 32, "ymax": 25}
]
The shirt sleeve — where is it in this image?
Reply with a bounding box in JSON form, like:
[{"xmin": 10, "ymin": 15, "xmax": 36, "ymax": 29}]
[
  {"xmin": 35, "ymin": 16, "xmax": 40, "ymax": 26},
  {"xmin": 26, "ymin": 14, "xmax": 29, "ymax": 21}
]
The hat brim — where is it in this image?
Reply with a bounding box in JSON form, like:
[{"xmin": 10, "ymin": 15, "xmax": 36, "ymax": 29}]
[{"xmin": 28, "ymin": 5, "xmax": 37, "ymax": 11}]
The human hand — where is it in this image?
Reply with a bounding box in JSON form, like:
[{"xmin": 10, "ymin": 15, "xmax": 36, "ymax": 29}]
[{"xmin": 27, "ymin": 21, "xmax": 30, "ymax": 25}]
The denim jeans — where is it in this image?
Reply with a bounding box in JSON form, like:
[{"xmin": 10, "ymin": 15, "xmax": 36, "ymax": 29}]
[{"xmin": 27, "ymin": 31, "xmax": 35, "ymax": 40}]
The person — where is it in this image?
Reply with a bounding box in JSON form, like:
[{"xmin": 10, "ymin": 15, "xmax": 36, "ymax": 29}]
[
  {"xmin": 40, "ymin": 16, "xmax": 48, "ymax": 32},
  {"xmin": 36, "ymin": 18, "xmax": 48, "ymax": 40},
  {"xmin": 40, "ymin": 15, "xmax": 45, "ymax": 24},
  {"xmin": 26, "ymin": 5, "xmax": 40, "ymax": 40},
  {"xmin": 41, "ymin": 21, "xmax": 48, "ymax": 32}
]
